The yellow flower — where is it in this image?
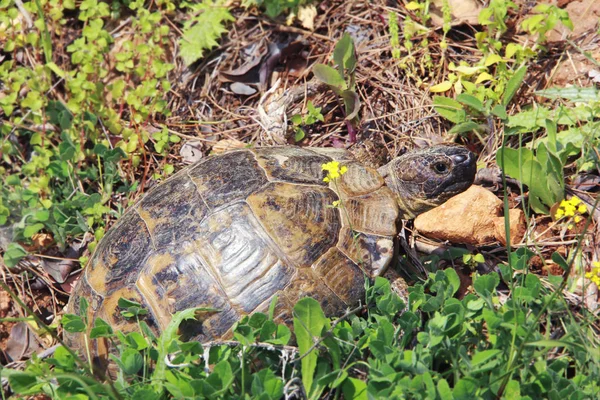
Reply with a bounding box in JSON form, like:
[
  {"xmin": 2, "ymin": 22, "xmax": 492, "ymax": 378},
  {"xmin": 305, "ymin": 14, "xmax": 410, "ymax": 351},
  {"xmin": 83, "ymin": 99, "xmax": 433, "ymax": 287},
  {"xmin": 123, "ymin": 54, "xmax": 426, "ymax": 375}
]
[
  {"xmin": 586, "ymin": 262, "xmax": 600, "ymax": 286},
  {"xmin": 578, "ymin": 204, "xmax": 587, "ymax": 213},
  {"xmin": 322, "ymin": 161, "xmax": 348, "ymax": 182},
  {"xmin": 570, "ymin": 196, "xmax": 582, "ymax": 206},
  {"xmin": 332, "ymin": 200, "xmax": 341, "ymax": 207},
  {"xmin": 574, "ymin": 215, "xmax": 582, "ymax": 223},
  {"xmin": 555, "ymin": 208, "xmax": 564, "ymax": 218}
]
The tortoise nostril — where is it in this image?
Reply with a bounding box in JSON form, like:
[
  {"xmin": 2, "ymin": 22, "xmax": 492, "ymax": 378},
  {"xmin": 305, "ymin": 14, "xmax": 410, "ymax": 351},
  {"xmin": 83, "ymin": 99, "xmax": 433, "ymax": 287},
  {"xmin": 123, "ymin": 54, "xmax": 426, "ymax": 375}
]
[{"xmin": 452, "ymin": 154, "xmax": 468, "ymax": 164}]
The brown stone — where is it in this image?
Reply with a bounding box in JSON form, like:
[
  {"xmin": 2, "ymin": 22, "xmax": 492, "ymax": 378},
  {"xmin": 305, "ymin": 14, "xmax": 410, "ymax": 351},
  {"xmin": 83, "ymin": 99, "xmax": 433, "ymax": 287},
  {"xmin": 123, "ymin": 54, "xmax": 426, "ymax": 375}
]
[
  {"xmin": 493, "ymin": 208, "xmax": 526, "ymax": 246},
  {"xmin": 414, "ymin": 185, "xmax": 525, "ymax": 245}
]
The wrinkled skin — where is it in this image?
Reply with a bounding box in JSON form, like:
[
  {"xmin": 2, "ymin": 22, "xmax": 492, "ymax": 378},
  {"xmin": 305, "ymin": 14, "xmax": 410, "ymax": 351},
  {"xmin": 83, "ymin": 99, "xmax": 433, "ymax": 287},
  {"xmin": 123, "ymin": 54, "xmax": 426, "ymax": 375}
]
[{"xmin": 378, "ymin": 144, "xmax": 476, "ymax": 219}]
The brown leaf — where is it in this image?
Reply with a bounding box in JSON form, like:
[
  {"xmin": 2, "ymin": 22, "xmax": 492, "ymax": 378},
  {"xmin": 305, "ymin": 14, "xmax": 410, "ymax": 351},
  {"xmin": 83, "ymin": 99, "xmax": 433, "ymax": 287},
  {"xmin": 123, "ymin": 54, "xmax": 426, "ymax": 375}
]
[
  {"xmin": 41, "ymin": 257, "xmax": 76, "ymax": 284},
  {"xmin": 6, "ymin": 322, "xmax": 40, "ymax": 362}
]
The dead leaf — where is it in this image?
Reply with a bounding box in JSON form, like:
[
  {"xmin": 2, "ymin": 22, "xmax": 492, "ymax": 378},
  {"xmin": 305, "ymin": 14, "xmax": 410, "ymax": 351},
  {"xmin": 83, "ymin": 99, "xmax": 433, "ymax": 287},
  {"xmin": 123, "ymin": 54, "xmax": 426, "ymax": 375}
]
[
  {"xmin": 31, "ymin": 233, "xmax": 54, "ymax": 249},
  {"xmin": 430, "ymin": 0, "xmax": 482, "ymax": 27},
  {"xmin": 219, "ymin": 43, "xmax": 266, "ymax": 83},
  {"xmin": 230, "ymin": 82, "xmax": 257, "ymax": 96},
  {"xmin": 6, "ymin": 322, "xmax": 40, "ymax": 362},
  {"xmin": 298, "ymin": 5, "xmax": 317, "ymax": 31},
  {"xmin": 41, "ymin": 258, "xmax": 76, "ymax": 284},
  {"xmin": 180, "ymin": 141, "xmax": 204, "ymax": 164}
]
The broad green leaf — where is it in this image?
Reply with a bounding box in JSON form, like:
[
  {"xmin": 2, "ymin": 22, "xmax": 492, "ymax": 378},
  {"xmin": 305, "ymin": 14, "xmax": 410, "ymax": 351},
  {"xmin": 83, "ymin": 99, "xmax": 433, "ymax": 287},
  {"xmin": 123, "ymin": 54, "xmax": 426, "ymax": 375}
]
[
  {"xmin": 504, "ymin": 380, "xmax": 521, "ymax": 400},
  {"xmin": 62, "ymin": 314, "xmax": 86, "ymax": 333},
  {"xmin": 502, "ymin": 65, "xmax": 527, "ymax": 106},
  {"xmin": 24, "ymin": 223, "xmax": 44, "ymax": 238},
  {"xmin": 3, "ymin": 243, "xmax": 28, "ymax": 268},
  {"xmin": 293, "ymin": 297, "xmax": 329, "ymax": 397},
  {"xmin": 120, "ymin": 348, "xmax": 143, "ymax": 375},
  {"xmin": 491, "ymin": 104, "xmax": 508, "ymax": 119},
  {"xmin": 433, "ymin": 96, "xmax": 465, "ymax": 123},
  {"xmin": 251, "ymin": 369, "xmax": 284, "ymax": 399},
  {"xmin": 453, "ymin": 377, "xmax": 478, "ymax": 398},
  {"xmin": 535, "ymin": 87, "xmax": 600, "ymax": 102},
  {"xmin": 456, "ymin": 93, "xmax": 484, "ymax": 112},
  {"xmin": 313, "ymin": 64, "xmax": 346, "ymax": 90},
  {"xmin": 7, "ymin": 372, "xmax": 41, "ymax": 394},
  {"xmin": 473, "ymin": 273, "xmax": 499, "ymax": 298},
  {"xmin": 207, "ymin": 360, "xmax": 234, "ymax": 392},
  {"xmin": 154, "ymin": 307, "xmax": 217, "ymax": 387},
  {"xmin": 437, "ymin": 378, "xmax": 453, "ymax": 400},
  {"xmin": 90, "ymin": 318, "xmax": 113, "ymax": 339},
  {"xmin": 342, "ymin": 377, "xmax": 367, "ymax": 400},
  {"xmin": 449, "ymin": 121, "xmax": 481, "ymax": 134},
  {"xmin": 341, "ymin": 89, "xmax": 360, "ymax": 121},
  {"xmin": 333, "ymin": 33, "xmax": 356, "ymax": 76},
  {"xmin": 430, "ymin": 81, "xmax": 453, "ymax": 93}
]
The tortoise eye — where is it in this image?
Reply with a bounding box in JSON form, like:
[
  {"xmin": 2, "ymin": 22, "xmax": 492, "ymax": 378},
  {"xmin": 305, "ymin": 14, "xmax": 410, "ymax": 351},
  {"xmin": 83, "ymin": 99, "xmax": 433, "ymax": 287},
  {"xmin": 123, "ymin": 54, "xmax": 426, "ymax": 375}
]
[{"xmin": 433, "ymin": 162, "xmax": 449, "ymax": 174}]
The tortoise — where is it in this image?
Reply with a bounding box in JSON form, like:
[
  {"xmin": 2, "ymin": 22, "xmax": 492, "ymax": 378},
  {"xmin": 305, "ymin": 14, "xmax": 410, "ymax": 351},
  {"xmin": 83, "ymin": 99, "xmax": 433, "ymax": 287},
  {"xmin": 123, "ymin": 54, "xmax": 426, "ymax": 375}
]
[{"xmin": 66, "ymin": 144, "xmax": 476, "ymax": 358}]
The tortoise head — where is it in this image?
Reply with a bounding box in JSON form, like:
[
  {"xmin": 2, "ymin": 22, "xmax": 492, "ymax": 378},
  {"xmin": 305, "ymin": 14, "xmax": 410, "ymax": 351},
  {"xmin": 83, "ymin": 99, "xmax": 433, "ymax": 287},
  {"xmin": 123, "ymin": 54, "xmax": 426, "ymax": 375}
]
[{"xmin": 378, "ymin": 144, "xmax": 476, "ymax": 219}]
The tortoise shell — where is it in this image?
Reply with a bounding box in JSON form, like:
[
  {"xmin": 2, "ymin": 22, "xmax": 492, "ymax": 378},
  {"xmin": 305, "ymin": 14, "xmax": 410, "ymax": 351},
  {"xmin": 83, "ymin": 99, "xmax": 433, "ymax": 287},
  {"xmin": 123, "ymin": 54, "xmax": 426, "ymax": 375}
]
[{"xmin": 66, "ymin": 145, "xmax": 475, "ymax": 356}]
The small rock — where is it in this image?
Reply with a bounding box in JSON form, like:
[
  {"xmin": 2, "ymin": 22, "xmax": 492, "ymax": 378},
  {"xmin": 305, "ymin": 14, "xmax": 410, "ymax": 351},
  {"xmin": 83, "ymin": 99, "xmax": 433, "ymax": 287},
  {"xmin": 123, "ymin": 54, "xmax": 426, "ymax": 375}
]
[
  {"xmin": 493, "ymin": 208, "xmax": 526, "ymax": 246},
  {"xmin": 414, "ymin": 185, "xmax": 525, "ymax": 245}
]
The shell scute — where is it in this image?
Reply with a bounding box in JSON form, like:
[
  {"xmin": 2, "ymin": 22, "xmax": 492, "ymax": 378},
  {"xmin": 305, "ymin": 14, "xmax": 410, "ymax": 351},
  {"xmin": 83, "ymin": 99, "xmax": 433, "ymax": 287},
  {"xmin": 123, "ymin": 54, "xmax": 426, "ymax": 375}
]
[
  {"xmin": 252, "ymin": 147, "xmax": 331, "ymax": 185},
  {"xmin": 137, "ymin": 173, "xmax": 209, "ymax": 248},
  {"xmin": 312, "ymin": 247, "xmax": 366, "ymax": 305},
  {"xmin": 337, "ymin": 227, "xmax": 394, "ymax": 277},
  {"xmin": 341, "ymin": 186, "xmax": 399, "ymax": 236},
  {"xmin": 193, "ymin": 202, "xmax": 295, "ymax": 313},
  {"xmin": 187, "ymin": 150, "xmax": 268, "ymax": 209},
  {"xmin": 86, "ymin": 210, "xmax": 152, "ymax": 295},
  {"xmin": 137, "ymin": 250, "xmax": 239, "ymax": 339},
  {"xmin": 246, "ymin": 182, "xmax": 341, "ymax": 268}
]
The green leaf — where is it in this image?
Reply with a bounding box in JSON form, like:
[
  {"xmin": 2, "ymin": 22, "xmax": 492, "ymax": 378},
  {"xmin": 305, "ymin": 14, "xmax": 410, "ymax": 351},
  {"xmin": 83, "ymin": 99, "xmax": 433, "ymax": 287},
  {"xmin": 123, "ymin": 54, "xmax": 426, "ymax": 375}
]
[
  {"xmin": 24, "ymin": 223, "xmax": 44, "ymax": 238},
  {"xmin": 90, "ymin": 317, "xmax": 114, "ymax": 339},
  {"xmin": 449, "ymin": 121, "xmax": 481, "ymax": 134},
  {"xmin": 437, "ymin": 378, "xmax": 453, "ymax": 400},
  {"xmin": 341, "ymin": 89, "xmax": 360, "ymax": 121},
  {"xmin": 313, "ymin": 64, "xmax": 346, "ymax": 90},
  {"xmin": 473, "ymin": 273, "xmax": 499, "ymax": 298},
  {"xmin": 7, "ymin": 372, "xmax": 40, "ymax": 394},
  {"xmin": 526, "ymin": 340, "xmax": 584, "ymax": 350},
  {"xmin": 333, "ymin": 33, "xmax": 356, "ymax": 76},
  {"xmin": 491, "ymin": 104, "xmax": 508, "ymax": 119},
  {"xmin": 119, "ymin": 348, "xmax": 143, "ymax": 375},
  {"xmin": 502, "ymin": 65, "xmax": 527, "ymax": 106},
  {"xmin": 154, "ymin": 307, "xmax": 217, "ymax": 387},
  {"xmin": 293, "ymin": 297, "xmax": 330, "ymax": 397},
  {"xmin": 294, "ymin": 127, "xmax": 305, "ymax": 142},
  {"xmin": 251, "ymin": 369, "xmax": 284, "ymax": 400},
  {"xmin": 433, "ymin": 96, "xmax": 466, "ymax": 123},
  {"xmin": 456, "ymin": 93, "xmax": 484, "ymax": 112},
  {"xmin": 534, "ymin": 87, "xmax": 600, "ymax": 102},
  {"xmin": 179, "ymin": 2, "xmax": 235, "ymax": 66},
  {"xmin": 62, "ymin": 314, "xmax": 86, "ymax": 333},
  {"xmin": 341, "ymin": 377, "xmax": 368, "ymax": 400},
  {"xmin": 3, "ymin": 243, "xmax": 28, "ymax": 268},
  {"xmin": 471, "ymin": 349, "xmax": 501, "ymax": 365},
  {"xmin": 551, "ymin": 252, "xmax": 570, "ymax": 271}
]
